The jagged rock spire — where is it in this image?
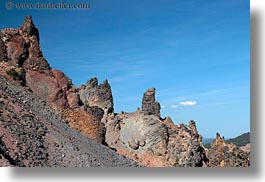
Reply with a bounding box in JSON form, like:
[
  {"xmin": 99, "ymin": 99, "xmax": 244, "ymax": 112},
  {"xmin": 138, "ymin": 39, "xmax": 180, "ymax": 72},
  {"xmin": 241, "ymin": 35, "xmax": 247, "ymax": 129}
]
[
  {"xmin": 141, "ymin": 87, "xmax": 161, "ymax": 118},
  {"xmin": 19, "ymin": 15, "xmax": 40, "ymax": 41},
  {"xmin": 0, "ymin": 16, "xmax": 49, "ymax": 70},
  {"xmin": 79, "ymin": 77, "xmax": 114, "ymax": 114},
  {"xmin": 189, "ymin": 120, "xmax": 198, "ymax": 135},
  {"xmin": 87, "ymin": 77, "xmax": 98, "ymax": 88}
]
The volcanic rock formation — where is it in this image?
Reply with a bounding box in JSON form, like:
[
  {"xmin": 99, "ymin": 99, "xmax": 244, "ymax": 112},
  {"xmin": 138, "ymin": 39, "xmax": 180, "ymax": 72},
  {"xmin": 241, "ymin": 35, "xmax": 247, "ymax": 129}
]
[
  {"xmin": 1, "ymin": 16, "xmax": 72, "ymax": 110},
  {"xmin": 0, "ymin": 75, "xmax": 138, "ymax": 167},
  {"xmin": 79, "ymin": 77, "xmax": 114, "ymax": 115},
  {"xmin": 1, "ymin": 16, "xmax": 106, "ymax": 143},
  {"xmin": 104, "ymin": 88, "xmax": 209, "ymax": 167},
  {"xmin": 0, "ymin": 16, "xmax": 250, "ymax": 167},
  {"xmin": 142, "ymin": 87, "xmax": 161, "ymax": 118},
  {"xmin": 206, "ymin": 133, "xmax": 250, "ymax": 167}
]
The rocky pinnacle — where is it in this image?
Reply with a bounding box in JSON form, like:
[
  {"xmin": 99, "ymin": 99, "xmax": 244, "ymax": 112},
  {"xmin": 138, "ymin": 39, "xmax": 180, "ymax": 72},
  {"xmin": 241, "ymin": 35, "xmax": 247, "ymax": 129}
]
[{"xmin": 141, "ymin": 87, "xmax": 161, "ymax": 118}]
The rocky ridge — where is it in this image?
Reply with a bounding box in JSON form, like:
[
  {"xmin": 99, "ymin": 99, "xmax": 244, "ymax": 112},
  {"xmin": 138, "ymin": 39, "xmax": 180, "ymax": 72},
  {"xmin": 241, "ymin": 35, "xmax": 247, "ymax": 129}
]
[
  {"xmin": 206, "ymin": 133, "xmax": 250, "ymax": 167},
  {"xmin": 0, "ymin": 16, "xmax": 250, "ymax": 167},
  {"xmin": 104, "ymin": 90, "xmax": 209, "ymax": 167}
]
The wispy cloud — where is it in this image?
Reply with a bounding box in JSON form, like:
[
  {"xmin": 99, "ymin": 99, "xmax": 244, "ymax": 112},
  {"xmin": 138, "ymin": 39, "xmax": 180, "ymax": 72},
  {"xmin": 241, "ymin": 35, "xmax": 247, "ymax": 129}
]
[
  {"xmin": 161, "ymin": 105, "xmax": 166, "ymax": 109},
  {"xmin": 170, "ymin": 101, "xmax": 197, "ymax": 109},
  {"xmin": 179, "ymin": 101, "xmax": 197, "ymax": 106},
  {"xmin": 171, "ymin": 105, "xmax": 178, "ymax": 109}
]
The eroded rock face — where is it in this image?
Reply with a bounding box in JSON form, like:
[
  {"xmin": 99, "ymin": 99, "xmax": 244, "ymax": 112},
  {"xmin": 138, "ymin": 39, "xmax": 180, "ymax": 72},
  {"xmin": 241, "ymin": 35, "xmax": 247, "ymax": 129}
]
[
  {"xmin": 21, "ymin": 17, "xmax": 48, "ymax": 69},
  {"xmin": 0, "ymin": 16, "xmax": 108, "ymax": 144},
  {"xmin": 105, "ymin": 112, "xmax": 209, "ymax": 167},
  {"xmin": 51, "ymin": 69, "xmax": 72, "ymax": 90},
  {"xmin": 106, "ymin": 112, "xmax": 168, "ymax": 153},
  {"xmin": 18, "ymin": 15, "xmax": 40, "ymax": 41},
  {"xmin": 20, "ymin": 19, "xmax": 50, "ymax": 71},
  {"xmin": 105, "ymin": 89, "xmax": 208, "ymax": 167},
  {"xmin": 0, "ymin": 16, "xmax": 82, "ymax": 110},
  {"xmin": 142, "ymin": 88, "xmax": 161, "ymax": 118},
  {"xmin": 163, "ymin": 118, "xmax": 208, "ymax": 167},
  {"xmin": 25, "ymin": 70, "xmax": 69, "ymax": 109},
  {"xmin": 105, "ymin": 111, "xmax": 169, "ymax": 166},
  {"xmin": 79, "ymin": 77, "xmax": 114, "ymax": 114},
  {"xmin": 5, "ymin": 35, "xmax": 28, "ymax": 66},
  {"xmin": 66, "ymin": 89, "xmax": 82, "ymax": 109},
  {"xmin": 1, "ymin": 16, "xmax": 49, "ymax": 70},
  {"xmin": 206, "ymin": 133, "xmax": 250, "ymax": 167}
]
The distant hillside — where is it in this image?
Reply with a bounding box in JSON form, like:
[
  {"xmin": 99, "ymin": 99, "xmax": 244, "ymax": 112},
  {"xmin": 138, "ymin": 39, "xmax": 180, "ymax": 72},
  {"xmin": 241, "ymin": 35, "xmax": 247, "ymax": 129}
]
[
  {"xmin": 202, "ymin": 138, "xmax": 214, "ymax": 149},
  {"xmin": 202, "ymin": 138, "xmax": 215, "ymax": 144},
  {"xmin": 226, "ymin": 132, "xmax": 250, "ymax": 147}
]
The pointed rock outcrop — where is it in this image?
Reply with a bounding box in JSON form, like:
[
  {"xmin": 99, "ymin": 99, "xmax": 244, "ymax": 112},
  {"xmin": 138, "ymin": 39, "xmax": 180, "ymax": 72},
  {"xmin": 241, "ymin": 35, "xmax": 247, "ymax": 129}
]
[
  {"xmin": 79, "ymin": 77, "xmax": 114, "ymax": 114},
  {"xmin": 1, "ymin": 16, "xmax": 76, "ymax": 110},
  {"xmin": 19, "ymin": 16, "xmax": 50, "ymax": 71},
  {"xmin": 206, "ymin": 133, "xmax": 250, "ymax": 167},
  {"xmin": 141, "ymin": 87, "xmax": 161, "ymax": 118},
  {"xmin": 1, "ymin": 15, "xmax": 49, "ymax": 70},
  {"xmin": 18, "ymin": 15, "xmax": 40, "ymax": 41}
]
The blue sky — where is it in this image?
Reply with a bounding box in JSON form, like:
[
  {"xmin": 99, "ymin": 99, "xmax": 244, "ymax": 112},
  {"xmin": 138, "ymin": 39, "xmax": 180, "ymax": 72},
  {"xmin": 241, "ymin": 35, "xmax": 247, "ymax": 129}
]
[{"xmin": 0, "ymin": 0, "xmax": 250, "ymax": 138}]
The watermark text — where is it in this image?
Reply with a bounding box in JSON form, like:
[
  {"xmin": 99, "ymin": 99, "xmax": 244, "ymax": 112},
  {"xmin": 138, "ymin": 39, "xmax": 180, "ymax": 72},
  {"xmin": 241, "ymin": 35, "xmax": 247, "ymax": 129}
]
[{"xmin": 6, "ymin": 1, "xmax": 91, "ymax": 10}]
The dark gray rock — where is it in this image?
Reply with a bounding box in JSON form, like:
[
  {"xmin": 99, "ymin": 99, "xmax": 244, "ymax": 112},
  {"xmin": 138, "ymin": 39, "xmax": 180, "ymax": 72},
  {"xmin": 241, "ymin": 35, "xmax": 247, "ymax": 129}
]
[
  {"xmin": 141, "ymin": 87, "xmax": 161, "ymax": 118},
  {"xmin": 0, "ymin": 32, "xmax": 6, "ymax": 61},
  {"xmin": 185, "ymin": 141, "xmax": 208, "ymax": 167},
  {"xmin": 85, "ymin": 105, "xmax": 105, "ymax": 123},
  {"xmin": 128, "ymin": 140, "xmax": 139, "ymax": 150}
]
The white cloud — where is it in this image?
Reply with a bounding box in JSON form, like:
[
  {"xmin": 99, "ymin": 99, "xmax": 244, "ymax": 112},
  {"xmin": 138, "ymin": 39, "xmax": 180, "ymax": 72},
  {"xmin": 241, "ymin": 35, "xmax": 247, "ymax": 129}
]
[
  {"xmin": 171, "ymin": 105, "xmax": 178, "ymax": 109},
  {"xmin": 161, "ymin": 105, "xmax": 166, "ymax": 109},
  {"xmin": 179, "ymin": 101, "xmax": 197, "ymax": 106}
]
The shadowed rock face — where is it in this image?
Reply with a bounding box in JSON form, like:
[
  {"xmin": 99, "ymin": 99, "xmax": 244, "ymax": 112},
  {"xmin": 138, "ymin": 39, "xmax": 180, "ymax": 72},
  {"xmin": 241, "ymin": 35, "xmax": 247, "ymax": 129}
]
[
  {"xmin": 142, "ymin": 88, "xmax": 161, "ymax": 118},
  {"xmin": 0, "ymin": 33, "xmax": 7, "ymax": 61},
  {"xmin": 5, "ymin": 34, "xmax": 28, "ymax": 67}
]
